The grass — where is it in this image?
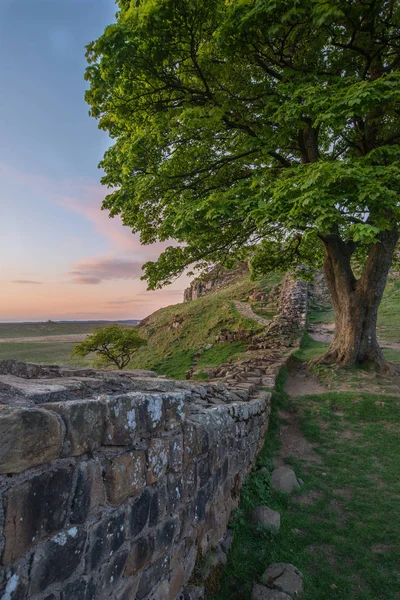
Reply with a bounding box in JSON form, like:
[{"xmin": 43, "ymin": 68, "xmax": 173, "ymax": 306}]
[
  {"xmin": 209, "ymin": 372, "xmax": 400, "ymax": 600},
  {"xmin": 0, "ymin": 341, "xmax": 92, "ymax": 366},
  {"xmin": 128, "ymin": 272, "xmax": 281, "ymax": 378},
  {"xmin": 377, "ymin": 278, "xmax": 400, "ymax": 343}
]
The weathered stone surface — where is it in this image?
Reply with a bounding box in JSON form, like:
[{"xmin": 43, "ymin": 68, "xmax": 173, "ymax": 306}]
[
  {"xmin": 270, "ymin": 467, "xmax": 300, "ymax": 493},
  {"xmin": 70, "ymin": 459, "xmax": 106, "ymax": 523},
  {"xmin": 169, "ymin": 564, "xmax": 185, "ymax": 600},
  {"xmin": 181, "ymin": 585, "xmax": 205, "ymax": 600},
  {"xmin": 130, "ymin": 489, "xmax": 151, "ymax": 537},
  {"xmin": 0, "ymin": 406, "xmax": 62, "ymax": 474},
  {"xmin": 29, "ymin": 526, "xmax": 87, "ymax": 594},
  {"xmin": 102, "ymin": 394, "xmax": 139, "ymax": 445},
  {"xmin": 252, "ymin": 584, "xmax": 291, "ymax": 600},
  {"xmin": 86, "ymin": 508, "xmax": 126, "ymax": 572},
  {"xmin": 46, "ymin": 399, "xmax": 105, "ymax": 456},
  {"xmin": 261, "ymin": 563, "xmax": 303, "ymax": 598},
  {"xmin": 251, "ymin": 506, "xmax": 281, "ymax": 532},
  {"xmin": 0, "ymin": 567, "xmax": 28, "ymax": 600},
  {"xmin": 2, "ymin": 465, "xmax": 74, "ymax": 563},
  {"xmin": 136, "ymin": 557, "xmax": 169, "ymax": 600},
  {"xmin": 220, "ymin": 530, "xmax": 234, "ymax": 554},
  {"xmin": 60, "ymin": 577, "xmax": 96, "ymax": 600},
  {"xmin": 147, "ymin": 438, "xmax": 169, "ymax": 484},
  {"xmin": 103, "ymin": 451, "xmax": 146, "ymax": 505},
  {"xmin": 125, "ymin": 534, "xmax": 155, "ymax": 576}
]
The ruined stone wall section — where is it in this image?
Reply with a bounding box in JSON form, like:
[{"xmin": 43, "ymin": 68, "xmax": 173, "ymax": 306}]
[{"xmin": 0, "ymin": 366, "xmax": 270, "ymax": 600}]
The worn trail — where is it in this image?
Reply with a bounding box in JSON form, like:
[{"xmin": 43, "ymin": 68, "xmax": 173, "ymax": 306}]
[{"xmin": 233, "ymin": 301, "xmax": 271, "ymax": 327}]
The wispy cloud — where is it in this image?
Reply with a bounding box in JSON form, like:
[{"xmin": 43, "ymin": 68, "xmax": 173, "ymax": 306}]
[
  {"xmin": 11, "ymin": 279, "xmax": 43, "ymax": 285},
  {"xmin": 69, "ymin": 256, "xmax": 144, "ymax": 284}
]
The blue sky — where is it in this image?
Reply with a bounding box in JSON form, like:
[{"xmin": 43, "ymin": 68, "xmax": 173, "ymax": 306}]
[{"xmin": 0, "ymin": 0, "xmax": 187, "ymax": 321}]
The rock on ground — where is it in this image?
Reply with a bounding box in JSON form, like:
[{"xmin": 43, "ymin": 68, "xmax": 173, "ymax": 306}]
[
  {"xmin": 270, "ymin": 467, "xmax": 300, "ymax": 493},
  {"xmin": 252, "ymin": 584, "xmax": 292, "ymax": 600},
  {"xmin": 261, "ymin": 563, "xmax": 303, "ymax": 598},
  {"xmin": 180, "ymin": 586, "xmax": 205, "ymax": 599},
  {"xmin": 251, "ymin": 506, "xmax": 281, "ymax": 532}
]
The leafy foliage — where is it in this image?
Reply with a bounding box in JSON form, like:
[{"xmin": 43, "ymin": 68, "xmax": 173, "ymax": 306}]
[
  {"xmin": 72, "ymin": 324, "xmax": 147, "ymax": 369},
  {"xmin": 85, "ymin": 0, "xmax": 400, "ymax": 287}
]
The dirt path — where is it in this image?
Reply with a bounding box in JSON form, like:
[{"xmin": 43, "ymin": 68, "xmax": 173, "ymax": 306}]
[
  {"xmin": 0, "ymin": 334, "xmax": 89, "ymax": 344},
  {"xmin": 233, "ymin": 301, "xmax": 271, "ymax": 327},
  {"xmin": 285, "ymin": 361, "xmax": 328, "ymax": 398}
]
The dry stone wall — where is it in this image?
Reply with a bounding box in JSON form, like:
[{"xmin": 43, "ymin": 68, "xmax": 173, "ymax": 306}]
[{"xmin": 0, "ymin": 363, "xmax": 270, "ymax": 600}]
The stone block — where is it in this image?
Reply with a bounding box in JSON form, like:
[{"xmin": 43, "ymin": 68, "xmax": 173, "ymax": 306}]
[
  {"xmin": 60, "ymin": 577, "xmax": 96, "ymax": 600},
  {"xmin": 169, "ymin": 434, "xmax": 183, "ymax": 473},
  {"xmin": 261, "ymin": 563, "xmax": 303, "ymax": 598},
  {"xmin": 98, "ymin": 550, "xmax": 129, "ymax": 596},
  {"xmin": 125, "ymin": 533, "xmax": 155, "ymax": 576},
  {"xmin": 46, "ymin": 399, "xmax": 105, "ymax": 456},
  {"xmin": 155, "ymin": 517, "xmax": 178, "ymax": 557},
  {"xmin": 103, "ymin": 451, "xmax": 146, "ymax": 506},
  {"xmin": 251, "ymin": 506, "xmax": 281, "ymax": 533},
  {"xmin": 70, "ymin": 459, "xmax": 106, "ymax": 523},
  {"xmin": 146, "ymin": 438, "xmax": 169, "ymax": 484},
  {"xmin": 136, "ymin": 557, "xmax": 169, "ymax": 600},
  {"xmin": 114, "ymin": 576, "xmax": 140, "ymax": 600},
  {"xmin": 182, "ymin": 463, "xmax": 197, "ymax": 500},
  {"xmin": 130, "ymin": 489, "xmax": 151, "ymax": 538},
  {"xmin": 169, "ymin": 564, "xmax": 184, "ymax": 599},
  {"xmin": 135, "ymin": 394, "xmax": 166, "ymax": 437},
  {"xmin": 0, "ymin": 566, "xmax": 28, "ymax": 600},
  {"xmin": 29, "ymin": 526, "xmax": 87, "ymax": 595},
  {"xmin": 2, "ymin": 465, "xmax": 74, "ymax": 563},
  {"xmin": 86, "ymin": 508, "xmax": 126, "ymax": 572},
  {"xmin": 270, "ymin": 467, "xmax": 300, "ymax": 494},
  {"xmin": 252, "ymin": 584, "xmax": 291, "ymax": 600},
  {"xmin": 149, "ymin": 484, "xmax": 168, "ymax": 528},
  {"xmin": 0, "ymin": 406, "xmax": 62, "ymax": 474},
  {"xmin": 102, "ymin": 394, "xmax": 139, "ymax": 445},
  {"xmin": 167, "ymin": 474, "xmax": 183, "ymax": 514}
]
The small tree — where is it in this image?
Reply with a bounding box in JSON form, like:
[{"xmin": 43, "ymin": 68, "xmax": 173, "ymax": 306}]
[{"xmin": 72, "ymin": 325, "xmax": 147, "ymax": 369}]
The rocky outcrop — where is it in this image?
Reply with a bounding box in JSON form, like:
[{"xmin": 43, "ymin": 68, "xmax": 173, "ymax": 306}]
[
  {"xmin": 0, "ymin": 362, "xmax": 270, "ymax": 600},
  {"xmin": 183, "ymin": 263, "xmax": 249, "ymax": 302}
]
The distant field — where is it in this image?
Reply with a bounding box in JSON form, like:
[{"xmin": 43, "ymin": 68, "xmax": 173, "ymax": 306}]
[
  {"xmin": 0, "ymin": 321, "xmax": 139, "ymax": 367},
  {"xmin": 0, "ymin": 320, "xmax": 138, "ymax": 339}
]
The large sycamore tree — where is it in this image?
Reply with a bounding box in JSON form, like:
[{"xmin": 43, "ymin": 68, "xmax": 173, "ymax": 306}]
[{"xmin": 85, "ymin": 0, "xmax": 400, "ymax": 370}]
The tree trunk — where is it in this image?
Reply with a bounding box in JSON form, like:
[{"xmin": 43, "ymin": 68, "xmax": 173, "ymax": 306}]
[{"xmin": 318, "ymin": 228, "xmax": 399, "ymax": 371}]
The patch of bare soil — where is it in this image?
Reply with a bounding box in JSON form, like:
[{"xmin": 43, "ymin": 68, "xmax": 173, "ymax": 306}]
[
  {"xmin": 285, "ymin": 362, "xmax": 328, "ymax": 398},
  {"xmin": 307, "ymin": 544, "xmax": 336, "ymax": 566},
  {"xmin": 275, "ymin": 408, "xmax": 322, "ymax": 466},
  {"xmin": 292, "ymin": 490, "xmax": 323, "ymax": 505},
  {"xmin": 308, "ymin": 322, "xmax": 334, "ymax": 344},
  {"xmin": 0, "ymin": 334, "xmax": 89, "ymax": 344}
]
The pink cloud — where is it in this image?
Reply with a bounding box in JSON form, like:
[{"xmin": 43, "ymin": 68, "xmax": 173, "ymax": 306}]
[{"xmin": 69, "ymin": 255, "xmax": 144, "ymax": 284}]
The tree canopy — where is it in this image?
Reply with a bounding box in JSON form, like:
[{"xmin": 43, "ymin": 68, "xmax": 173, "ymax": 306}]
[
  {"xmin": 72, "ymin": 324, "xmax": 147, "ymax": 369},
  {"xmin": 85, "ymin": 0, "xmax": 400, "ymax": 288}
]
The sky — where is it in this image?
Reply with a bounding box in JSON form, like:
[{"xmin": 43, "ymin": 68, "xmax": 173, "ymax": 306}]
[{"xmin": 0, "ymin": 0, "xmax": 188, "ymax": 322}]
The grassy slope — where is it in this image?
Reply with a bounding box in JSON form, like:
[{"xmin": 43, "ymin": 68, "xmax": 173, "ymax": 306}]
[
  {"xmin": 211, "ymin": 372, "xmax": 400, "ymax": 600},
  {"xmin": 129, "ymin": 273, "xmax": 282, "ymax": 379},
  {"xmin": 309, "ymin": 275, "xmax": 400, "ymax": 344}
]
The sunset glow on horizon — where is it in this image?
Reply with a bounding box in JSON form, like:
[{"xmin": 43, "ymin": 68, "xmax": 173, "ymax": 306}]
[{"xmin": 0, "ymin": 0, "xmax": 188, "ymax": 322}]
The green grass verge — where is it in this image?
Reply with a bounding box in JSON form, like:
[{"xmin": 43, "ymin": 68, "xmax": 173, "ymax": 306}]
[
  {"xmin": 0, "ymin": 341, "xmax": 92, "ymax": 366},
  {"xmin": 209, "ymin": 377, "xmax": 400, "ymax": 600}
]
